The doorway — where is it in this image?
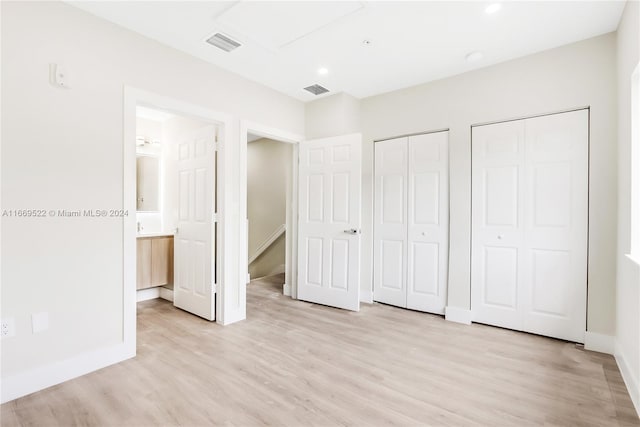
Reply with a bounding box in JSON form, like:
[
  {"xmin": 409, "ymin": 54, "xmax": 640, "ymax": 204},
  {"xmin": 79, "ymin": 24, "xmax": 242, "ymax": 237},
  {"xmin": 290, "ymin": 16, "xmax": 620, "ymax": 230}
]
[
  {"xmin": 123, "ymin": 87, "xmax": 231, "ymax": 355},
  {"xmin": 240, "ymin": 122, "xmax": 302, "ymax": 306}
]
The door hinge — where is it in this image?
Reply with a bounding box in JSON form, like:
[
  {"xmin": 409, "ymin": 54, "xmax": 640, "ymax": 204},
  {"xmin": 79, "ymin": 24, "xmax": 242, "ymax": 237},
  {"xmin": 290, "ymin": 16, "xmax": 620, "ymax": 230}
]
[
  {"xmin": 212, "ymin": 283, "xmax": 217, "ymax": 294},
  {"xmin": 212, "ymin": 213, "xmax": 218, "ymax": 223}
]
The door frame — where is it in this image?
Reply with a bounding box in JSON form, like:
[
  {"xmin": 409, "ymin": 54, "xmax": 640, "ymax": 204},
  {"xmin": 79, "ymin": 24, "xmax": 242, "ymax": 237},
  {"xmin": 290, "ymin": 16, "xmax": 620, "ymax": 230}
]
[
  {"xmin": 124, "ymin": 87, "xmax": 233, "ymax": 355},
  {"xmin": 239, "ymin": 121, "xmax": 304, "ymax": 301}
]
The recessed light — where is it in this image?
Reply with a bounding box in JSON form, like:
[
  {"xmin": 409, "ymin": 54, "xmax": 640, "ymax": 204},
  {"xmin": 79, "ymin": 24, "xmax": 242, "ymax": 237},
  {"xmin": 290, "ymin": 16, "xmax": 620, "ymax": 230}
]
[
  {"xmin": 465, "ymin": 51, "xmax": 484, "ymax": 63},
  {"xmin": 317, "ymin": 67, "xmax": 328, "ymax": 75},
  {"xmin": 485, "ymin": 3, "xmax": 501, "ymax": 14}
]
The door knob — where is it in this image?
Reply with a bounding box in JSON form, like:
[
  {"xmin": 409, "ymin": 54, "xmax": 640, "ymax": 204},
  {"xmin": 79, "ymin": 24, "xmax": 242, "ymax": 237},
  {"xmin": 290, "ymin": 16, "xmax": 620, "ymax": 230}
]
[{"xmin": 343, "ymin": 228, "xmax": 361, "ymax": 235}]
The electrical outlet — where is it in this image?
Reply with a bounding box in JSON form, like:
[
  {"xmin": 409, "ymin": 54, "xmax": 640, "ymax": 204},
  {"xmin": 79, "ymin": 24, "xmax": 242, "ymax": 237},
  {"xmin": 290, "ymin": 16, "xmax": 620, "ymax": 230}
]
[{"xmin": 1, "ymin": 318, "xmax": 15, "ymax": 338}]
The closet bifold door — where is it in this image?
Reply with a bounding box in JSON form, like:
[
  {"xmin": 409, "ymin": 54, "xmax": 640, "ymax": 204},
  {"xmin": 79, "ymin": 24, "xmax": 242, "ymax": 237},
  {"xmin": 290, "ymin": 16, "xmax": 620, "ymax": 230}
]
[
  {"xmin": 406, "ymin": 132, "xmax": 449, "ymax": 314},
  {"xmin": 374, "ymin": 137, "xmax": 408, "ymax": 308},
  {"xmin": 471, "ymin": 109, "xmax": 588, "ymax": 343},
  {"xmin": 374, "ymin": 132, "xmax": 449, "ymax": 314}
]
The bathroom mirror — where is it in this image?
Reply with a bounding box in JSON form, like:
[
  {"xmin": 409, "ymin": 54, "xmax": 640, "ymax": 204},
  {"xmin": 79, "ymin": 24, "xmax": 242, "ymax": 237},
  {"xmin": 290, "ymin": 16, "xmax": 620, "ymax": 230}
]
[{"xmin": 136, "ymin": 155, "xmax": 160, "ymax": 212}]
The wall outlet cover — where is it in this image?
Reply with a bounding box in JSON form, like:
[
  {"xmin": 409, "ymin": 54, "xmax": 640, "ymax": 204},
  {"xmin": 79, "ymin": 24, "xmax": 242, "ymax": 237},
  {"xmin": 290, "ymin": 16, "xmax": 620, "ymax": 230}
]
[{"xmin": 1, "ymin": 318, "xmax": 16, "ymax": 338}]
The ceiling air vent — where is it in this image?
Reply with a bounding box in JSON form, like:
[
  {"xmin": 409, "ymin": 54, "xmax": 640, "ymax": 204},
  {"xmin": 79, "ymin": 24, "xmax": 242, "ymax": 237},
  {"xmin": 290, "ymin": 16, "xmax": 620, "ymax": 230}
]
[
  {"xmin": 303, "ymin": 84, "xmax": 329, "ymax": 95},
  {"xmin": 206, "ymin": 33, "xmax": 241, "ymax": 52}
]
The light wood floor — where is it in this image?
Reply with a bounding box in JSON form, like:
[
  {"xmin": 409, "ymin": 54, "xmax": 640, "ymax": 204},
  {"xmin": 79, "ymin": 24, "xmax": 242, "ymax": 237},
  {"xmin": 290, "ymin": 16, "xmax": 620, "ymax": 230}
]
[{"xmin": 2, "ymin": 274, "xmax": 639, "ymax": 426}]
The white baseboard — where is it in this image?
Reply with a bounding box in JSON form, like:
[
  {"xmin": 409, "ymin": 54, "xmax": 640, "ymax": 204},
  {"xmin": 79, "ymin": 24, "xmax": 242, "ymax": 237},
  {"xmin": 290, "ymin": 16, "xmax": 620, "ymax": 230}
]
[
  {"xmin": 1, "ymin": 342, "xmax": 134, "ymax": 404},
  {"xmin": 445, "ymin": 306, "xmax": 472, "ymax": 325},
  {"xmin": 360, "ymin": 289, "xmax": 373, "ymax": 304},
  {"xmin": 283, "ymin": 283, "xmax": 291, "ymax": 297},
  {"xmin": 615, "ymin": 340, "xmax": 640, "ymax": 418},
  {"xmin": 136, "ymin": 287, "xmax": 160, "ymax": 302},
  {"xmin": 159, "ymin": 287, "xmax": 173, "ymax": 302},
  {"xmin": 584, "ymin": 332, "xmax": 615, "ymax": 354}
]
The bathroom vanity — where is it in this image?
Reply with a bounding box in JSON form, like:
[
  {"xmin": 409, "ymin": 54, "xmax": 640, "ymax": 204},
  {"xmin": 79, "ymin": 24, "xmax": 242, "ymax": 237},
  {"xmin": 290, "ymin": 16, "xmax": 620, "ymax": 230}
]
[{"xmin": 136, "ymin": 234, "xmax": 174, "ymax": 290}]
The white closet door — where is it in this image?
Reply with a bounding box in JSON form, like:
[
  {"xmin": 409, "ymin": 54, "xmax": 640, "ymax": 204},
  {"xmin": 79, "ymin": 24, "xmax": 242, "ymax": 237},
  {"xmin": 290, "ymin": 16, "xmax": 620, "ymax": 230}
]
[
  {"xmin": 407, "ymin": 132, "xmax": 449, "ymax": 314},
  {"xmin": 374, "ymin": 132, "xmax": 449, "ymax": 314},
  {"xmin": 373, "ymin": 137, "xmax": 408, "ymax": 308},
  {"xmin": 472, "ymin": 110, "xmax": 588, "ymax": 343},
  {"xmin": 522, "ymin": 110, "xmax": 588, "ymax": 343},
  {"xmin": 471, "ymin": 120, "xmax": 526, "ymax": 330}
]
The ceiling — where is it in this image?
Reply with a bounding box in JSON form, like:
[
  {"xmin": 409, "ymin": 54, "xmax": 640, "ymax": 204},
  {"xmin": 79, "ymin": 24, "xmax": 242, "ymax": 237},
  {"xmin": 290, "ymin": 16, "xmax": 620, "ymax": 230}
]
[{"xmin": 68, "ymin": 1, "xmax": 626, "ymax": 102}]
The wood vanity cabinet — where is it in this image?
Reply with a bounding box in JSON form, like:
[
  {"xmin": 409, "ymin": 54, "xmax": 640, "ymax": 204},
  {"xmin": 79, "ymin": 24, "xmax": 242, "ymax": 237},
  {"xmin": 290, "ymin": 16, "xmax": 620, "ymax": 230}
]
[{"xmin": 136, "ymin": 236, "xmax": 174, "ymax": 290}]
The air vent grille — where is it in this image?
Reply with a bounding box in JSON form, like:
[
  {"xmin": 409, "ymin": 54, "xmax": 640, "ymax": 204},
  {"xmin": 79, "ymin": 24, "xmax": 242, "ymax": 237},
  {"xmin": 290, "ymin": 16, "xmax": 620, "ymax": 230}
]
[
  {"xmin": 206, "ymin": 33, "xmax": 241, "ymax": 52},
  {"xmin": 303, "ymin": 84, "xmax": 329, "ymax": 95}
]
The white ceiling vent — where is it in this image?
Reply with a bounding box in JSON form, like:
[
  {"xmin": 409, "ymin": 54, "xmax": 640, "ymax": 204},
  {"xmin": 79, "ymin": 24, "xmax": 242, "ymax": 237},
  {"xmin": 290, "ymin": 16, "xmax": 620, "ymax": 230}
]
[
  {"xmin": 206, "ymin": 33, "xmax": 241, "ymax": 52},
  {"xmin": 303, "ymin": 84, "xmax": 329, "ymax": 95}
]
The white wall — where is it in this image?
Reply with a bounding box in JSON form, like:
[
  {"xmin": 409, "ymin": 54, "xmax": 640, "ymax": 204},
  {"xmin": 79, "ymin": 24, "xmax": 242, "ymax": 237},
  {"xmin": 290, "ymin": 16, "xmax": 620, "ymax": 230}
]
[
  {"xmin": 305, "ymin": 92, "xmax": 361, "ymax": 140},
  {"xmin": 615, "ymin": 0, "xmax": 640, "ymax": 415},
  {"xmin": 361, "ymin": 34, "xmax": 618, "ymax": 336},
  {"xmin": 1, "ymin": 0, "xmax": 303, "ymax": 401},
  {"xmin": 247, "ymin": 138, "xmax": 291, "ymax": 279}
]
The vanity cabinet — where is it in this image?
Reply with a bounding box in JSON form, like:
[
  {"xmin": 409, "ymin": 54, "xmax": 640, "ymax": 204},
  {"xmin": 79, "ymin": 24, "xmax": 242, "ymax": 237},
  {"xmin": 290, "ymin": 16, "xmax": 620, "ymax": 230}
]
[{"xmin": 137, "ymin": 236, "xmax": 174, "ymax": 290}]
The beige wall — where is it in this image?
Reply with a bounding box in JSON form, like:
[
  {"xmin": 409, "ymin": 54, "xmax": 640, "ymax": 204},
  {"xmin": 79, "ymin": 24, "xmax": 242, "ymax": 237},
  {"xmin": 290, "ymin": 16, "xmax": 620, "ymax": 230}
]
[
  {"xmin": 361, "ymin": 33, "xmax": 618, "ymax": 335},
  {"xmin": 615, "ymin": 0, "xmax": 640, "ymax": 413},
  {"xmin": 1, "ymin": 0, "xmax": 303, "ymax": 389},
  {"xmin": 247, "ymin": 138, "xmax": 292, "ymax": 279}
]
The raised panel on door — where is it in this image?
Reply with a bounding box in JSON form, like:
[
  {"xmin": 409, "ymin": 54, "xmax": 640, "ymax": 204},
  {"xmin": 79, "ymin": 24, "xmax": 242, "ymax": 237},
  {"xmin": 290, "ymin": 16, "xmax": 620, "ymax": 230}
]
[
  {"xmin": 297, "ymin": 134, "xmax": 361, "ymax": 311},
  {"xmin": 406, "ymin": 131, "xmax": 449, "ymax": 314},
  {"xmin": 472, "ymin": 120, "xmax": 525, "ymax": 330},
  {"xmin": 373, "ymin": 137, "xmax": 407, "ymax": 308},
  {"xmin": 522, "ymin": 109, "xmax": 588, "ymax": 343}
]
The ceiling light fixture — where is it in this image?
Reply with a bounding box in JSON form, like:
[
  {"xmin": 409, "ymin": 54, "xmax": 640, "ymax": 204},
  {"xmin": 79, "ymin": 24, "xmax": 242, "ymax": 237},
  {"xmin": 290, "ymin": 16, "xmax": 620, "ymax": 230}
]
[
  {"xmin": 465, "ymin": 51, "xmax": 484, "ymax": 63},
  {"xmin": 485, "ymin": 3, "xmax": 501, "ymax": 14},
  {"xmin": 317, "ymin": 67, "xmax": 329, "ymax": 75},
  {"xmin": 362, "ymin": 39, "xmax": 372, "ymax": 47}
]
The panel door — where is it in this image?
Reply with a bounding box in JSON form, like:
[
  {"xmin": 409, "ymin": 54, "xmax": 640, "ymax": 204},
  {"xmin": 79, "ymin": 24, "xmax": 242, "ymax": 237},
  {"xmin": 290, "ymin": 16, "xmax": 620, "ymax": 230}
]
[
  {"xmin": 174, "ymin": 125, "xmax": 217, "ymax": 321},
  {"xmin": 406, "ymin": 132, "xmax": 449, "ymax": 314},
  {"xmin": 472, "ymin": 110, "xmax": 588, "ymax": 343},
  {"xmin": 471, "ymin": 120, "xmax": 526, "ymax": 331},
  {"xmin": 373, "ymin": 137, "xmax": 408, "ymax": 307},
  {"xmin": 297, "ymin": 133, "xmax": 361, "ymax": 311},
  {"xmin": 522, "ymin": 110, "xmax": 588, "ymax": 343}
]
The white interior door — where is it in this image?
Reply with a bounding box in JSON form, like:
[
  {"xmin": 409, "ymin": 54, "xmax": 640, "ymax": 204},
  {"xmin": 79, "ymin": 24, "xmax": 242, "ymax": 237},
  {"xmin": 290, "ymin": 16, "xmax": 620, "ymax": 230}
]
[
  {"xmin": 472, "ymin": 110, "xmax": 588, "ymax": 343},
  {"xmin": 374, "ymin": 132, "xmax": 449, "ymax": 314},
  {"xmin": 373, "ymin": 137, "xmax": 408, "ymax": 307},
  {"xmin": 406, "ymin": 132, "xmax": 449, "ymax": 314},
  {"xmin": 174, "ymin": 125, "xmax": 217, "ymax": 321},
  {"xmin": 297, "ymin": 133, "xmax": 361, "ymax": 311}
]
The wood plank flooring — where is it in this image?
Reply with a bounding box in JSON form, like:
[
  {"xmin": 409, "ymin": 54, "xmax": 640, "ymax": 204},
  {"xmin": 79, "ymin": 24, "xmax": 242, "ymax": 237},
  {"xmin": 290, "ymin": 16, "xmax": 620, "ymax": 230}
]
[{"xmin": 2, "ymin": 274, "xmax": 639, "ymax": 426}]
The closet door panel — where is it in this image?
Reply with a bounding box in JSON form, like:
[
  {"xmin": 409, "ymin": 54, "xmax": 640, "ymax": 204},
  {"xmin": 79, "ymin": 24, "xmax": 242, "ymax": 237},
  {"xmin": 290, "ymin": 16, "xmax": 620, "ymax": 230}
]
[
  {"xmin": 522, "ymin": 109, "xmax": 588, "ymax": 343},
  {"xmin": 471, "ymin": 120, "xmax": 526, "ymax": 330},
  {"xmin": 374, "ymin": 138, "xmax": 408, "ymax": 307},
  {"xmin": 406, "ymin": 132, "xmax": 449, "ymax": 314}
]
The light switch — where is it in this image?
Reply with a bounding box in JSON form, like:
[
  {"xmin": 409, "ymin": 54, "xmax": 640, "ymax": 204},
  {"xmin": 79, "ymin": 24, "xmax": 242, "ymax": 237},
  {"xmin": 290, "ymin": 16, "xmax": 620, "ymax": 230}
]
[{"xmin": 32, "ymin": 312, "xmax": 49, "ymax": 333}]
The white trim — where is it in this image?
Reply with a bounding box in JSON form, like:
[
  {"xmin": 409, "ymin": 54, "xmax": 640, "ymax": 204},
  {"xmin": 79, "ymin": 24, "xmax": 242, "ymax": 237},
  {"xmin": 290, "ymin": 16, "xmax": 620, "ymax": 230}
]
[
  {"xmin": 1, "ymin": 343, "xmax": 133, "ymax": 404},
  {"xmin": 136, "ymin": 287, "xmax": 160, "ymax": 302},
  {"xmin": 248, "ymin": 224, "xmax": 286, "ymax": 264},
  {"xmin": 159, "ymin": 287, "xmax": 174, "ymax": 302},
  {"xmin": 124, "ymin": 87, "xmax": 233, "ymax": 328},
  {"xmin": 360, "ymin": 289, "xmax": 373, "ymax": 303},
  {"xmin": 626, "ymin": 253, "xmax": 640, "ymax": 267},
  {"xmin": 584, "ymin": 331, "xmax": 615, "ymax": 354},
  {"xmin": 445, "ymin": 306, "xmax": 472, "ymax": 325},
  {"xmin": 283, "ymin": 283, "xmax": 291, "ymax": 297},
  {"xmin": 240, "ymin": 121, "xmax": 304, "ymax": 308},
  {"xmin": 615, "ymin": 340, "xmax": 640, "ymax": 417}
]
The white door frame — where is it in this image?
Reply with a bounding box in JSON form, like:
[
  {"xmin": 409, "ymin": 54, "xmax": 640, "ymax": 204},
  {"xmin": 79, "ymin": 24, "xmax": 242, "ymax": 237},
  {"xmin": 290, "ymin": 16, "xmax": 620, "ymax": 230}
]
[
  {"xmin": 124, "ymin": 87, "xmax": 233, "ymax": 354},
  {"xmin": 239, "ymin": 121, "xmax": 304, "ymax": 301}
]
